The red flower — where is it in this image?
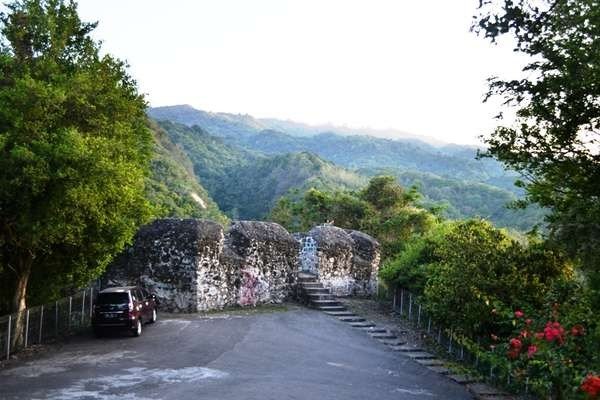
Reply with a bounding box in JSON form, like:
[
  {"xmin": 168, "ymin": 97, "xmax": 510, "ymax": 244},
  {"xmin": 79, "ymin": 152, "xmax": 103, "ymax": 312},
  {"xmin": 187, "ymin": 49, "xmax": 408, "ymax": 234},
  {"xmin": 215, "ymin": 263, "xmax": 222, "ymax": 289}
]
[
  {"xmin": 509, "ymin": 338, "xmax": 522, "ymax": 349},
  {"xmin": 514, "ymin": 310, "xmax": 524, "ymax": 318},
  {"xmin": 571, "ymin": 324, "xmax": 585, "ymax": 337},
  {"xmin": 527, "ymin": 345, "xmax": 537, "ymax": 358},
  {"xmin": 535, "ymin": 332, "xmax": 545, "ymax": 340},
  {"xmin": 507, "ymin": 348, "xmax": 520, "ymax": 359},
  {"xmin": 581, "ymin": 374, "xmax": 600, "ymax": 398},
  {"xmin": 544, "ymin": 321, "xmax": 565, "ymax": 344}
]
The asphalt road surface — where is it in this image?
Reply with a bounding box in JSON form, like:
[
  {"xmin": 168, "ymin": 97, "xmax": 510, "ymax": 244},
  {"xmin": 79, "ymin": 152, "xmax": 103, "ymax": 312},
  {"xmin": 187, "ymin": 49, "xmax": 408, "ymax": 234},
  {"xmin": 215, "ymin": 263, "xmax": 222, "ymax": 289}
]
[{"xmin": 0, "ymin": 306, "xmax": 473, "ymax": 400}]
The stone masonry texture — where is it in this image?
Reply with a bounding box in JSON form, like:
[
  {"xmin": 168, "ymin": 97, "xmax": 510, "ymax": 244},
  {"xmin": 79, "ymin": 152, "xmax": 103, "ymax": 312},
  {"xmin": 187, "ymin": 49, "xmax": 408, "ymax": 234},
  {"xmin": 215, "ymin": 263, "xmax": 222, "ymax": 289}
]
[{"xmin": 104, "ymin": 219, "xmax": 380, "ymax": 312}]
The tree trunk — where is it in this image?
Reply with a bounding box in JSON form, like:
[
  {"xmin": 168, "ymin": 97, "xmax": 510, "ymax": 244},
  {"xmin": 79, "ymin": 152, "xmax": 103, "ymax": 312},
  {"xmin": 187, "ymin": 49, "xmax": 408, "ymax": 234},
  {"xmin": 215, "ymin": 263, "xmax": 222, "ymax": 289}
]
[{"xmin": 10, "ymin": 256, "xmax": 31, "ymax": 349}]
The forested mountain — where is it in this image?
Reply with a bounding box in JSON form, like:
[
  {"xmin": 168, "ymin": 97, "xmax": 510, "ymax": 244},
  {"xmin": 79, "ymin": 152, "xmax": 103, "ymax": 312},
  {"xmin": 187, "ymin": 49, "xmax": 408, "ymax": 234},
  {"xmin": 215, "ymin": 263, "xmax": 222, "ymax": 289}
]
[
  {"xmin": 157, "ymin": 121, "xmax": 364, "ymax": 219},
  {"xmin": 150, "ymin": 106, "xmax": 545, "ymax": 230},
  {"xmin": 359, "ymin": 168, "xmax": 544, "ymax": 231},
  {"xmin": 148, "ymin": 104, "xmax": 446, "ymax": 144},
  {"xmin": 146, "ymin": 121, "xmax": 228, "ymax": 224},
  {"xmin": 149, "ymin": 105, "xmax": 513, "ymax": 183}
]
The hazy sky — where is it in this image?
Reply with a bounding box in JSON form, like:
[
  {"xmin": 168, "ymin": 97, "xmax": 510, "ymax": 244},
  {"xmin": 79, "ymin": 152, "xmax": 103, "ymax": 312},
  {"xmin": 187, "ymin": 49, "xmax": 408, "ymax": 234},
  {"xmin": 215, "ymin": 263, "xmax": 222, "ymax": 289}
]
[{"xmin": 75, "ymin": 0, "xmax": 528, "ymax": 145}]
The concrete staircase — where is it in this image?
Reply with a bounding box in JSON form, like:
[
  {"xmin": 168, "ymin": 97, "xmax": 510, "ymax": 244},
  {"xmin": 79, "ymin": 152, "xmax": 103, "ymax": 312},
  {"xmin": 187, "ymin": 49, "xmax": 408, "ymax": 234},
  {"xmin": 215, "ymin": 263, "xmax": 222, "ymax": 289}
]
[
  {"xmin": 298, "ymin": 273, "xmax": 513, "ymax": 400},
  {"xmin": 298, "ymin": 273, "xmax": 409, "ymax": 349}
]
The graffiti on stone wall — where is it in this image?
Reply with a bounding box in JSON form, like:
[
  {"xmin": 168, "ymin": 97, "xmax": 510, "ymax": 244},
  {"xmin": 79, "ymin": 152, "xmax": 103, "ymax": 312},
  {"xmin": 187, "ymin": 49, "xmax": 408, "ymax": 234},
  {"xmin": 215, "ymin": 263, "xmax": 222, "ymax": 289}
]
[
  {"xmin": 299, "ymin": 236, "xmax": 318, "ymax": 274},
  {"xmin": 238, "ymin": 266, "xmax": 269, "ymax": 306}
]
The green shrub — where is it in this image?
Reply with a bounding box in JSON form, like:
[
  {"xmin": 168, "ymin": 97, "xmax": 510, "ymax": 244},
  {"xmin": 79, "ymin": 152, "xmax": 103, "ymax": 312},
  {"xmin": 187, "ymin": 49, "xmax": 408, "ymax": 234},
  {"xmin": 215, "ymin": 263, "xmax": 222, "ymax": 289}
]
[{"xmin": 422, "ymin": 220, "xmax": 571, "ymax": 337}]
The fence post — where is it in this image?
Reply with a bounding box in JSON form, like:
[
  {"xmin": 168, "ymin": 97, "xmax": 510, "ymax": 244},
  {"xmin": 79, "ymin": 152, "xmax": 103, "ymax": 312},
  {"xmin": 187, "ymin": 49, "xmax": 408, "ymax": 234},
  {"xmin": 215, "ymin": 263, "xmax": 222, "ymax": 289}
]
[
  {"xmin": 417, "ymin": 304, "xmax": 421, "ymax": 327},
  {"xmin": 55, "ymin": 301, "xmax": 59, "ymax": 337},
  {"xmin": 392, "ymin": 287, "xmax": 397, "ymax": 310},
  {"xmin": 448, "ymin": 329, "xmax": 453, "ymax": 354},
  {"xmin": 437, "ymin": 327, "xmax": 442, "ymax": 344},
  {"xmin": 81, "ymin": 290, "xmax": 86, "ymax": 326},
  {"xmin": 408, "ymin": 294, "xmax": 413, "ymax": 320},
  {"xmin": 24, "ymin": 309, "xmax": 29, "ymax": 348},
  {"xmin": 89, "ymin": 287, "xmax": 93, "ymax": 321},
  {"xmin": 68, "ymin": 296, "xmax": 72, "ymax": 330},
  {"xmin": 39, "ymin": 305, "xmax": 44, "ymax": 343},
  {"xmin": 399, "ymin": 289, "xmax": 404, "ymax": 314},
  {"xmin": 6, "ymin": 314, "xmax": 11, "ymax": 360},
  {"xmin": 427, "ymin": 317, "xmax": 431, "ymax": 334}
]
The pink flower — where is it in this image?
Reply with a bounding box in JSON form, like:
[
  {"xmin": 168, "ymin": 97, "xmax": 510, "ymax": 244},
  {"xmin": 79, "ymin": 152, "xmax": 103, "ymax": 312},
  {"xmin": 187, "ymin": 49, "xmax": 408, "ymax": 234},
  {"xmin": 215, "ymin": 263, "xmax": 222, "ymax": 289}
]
[
  {"xmin": 571, "ymin": 324, "xmax": 585, "ymax": 337},
  {"xmin": 509, "ymin": 338, "xmax": 522, "ymax": 349},
  {"xmin": 527, "ymin": 345, "xmax": 537, "ymax": 358},
  {"xmin": 544, "ymin": 321, "xmax": 565, "ymax": 344},
  {"xmin": 525, "ymin": 318, "xmax": 532, "ymax": 325},
  {"xmin": 535, "ymin": 332, "xmax": 545, "ymax": 340},
  {"xmin": 514, "ymin": 310, "xmax": 524, "ymax": 318}
]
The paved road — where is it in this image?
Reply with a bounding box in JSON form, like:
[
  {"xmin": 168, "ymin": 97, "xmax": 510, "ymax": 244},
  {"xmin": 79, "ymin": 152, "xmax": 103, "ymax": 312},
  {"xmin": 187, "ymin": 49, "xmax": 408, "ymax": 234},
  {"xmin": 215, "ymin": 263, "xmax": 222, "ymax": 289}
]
[{"xmin": 0, "ymin": 306, "xmax": 473, "ymax": 400}]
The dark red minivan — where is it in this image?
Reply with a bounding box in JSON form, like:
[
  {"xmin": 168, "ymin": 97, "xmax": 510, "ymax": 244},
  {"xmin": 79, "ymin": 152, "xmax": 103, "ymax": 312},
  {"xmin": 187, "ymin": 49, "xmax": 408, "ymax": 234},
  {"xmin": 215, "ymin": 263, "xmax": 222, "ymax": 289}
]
[{"xmin": 92, "ymin": 286, "xmax": 157, "ymax": 337}]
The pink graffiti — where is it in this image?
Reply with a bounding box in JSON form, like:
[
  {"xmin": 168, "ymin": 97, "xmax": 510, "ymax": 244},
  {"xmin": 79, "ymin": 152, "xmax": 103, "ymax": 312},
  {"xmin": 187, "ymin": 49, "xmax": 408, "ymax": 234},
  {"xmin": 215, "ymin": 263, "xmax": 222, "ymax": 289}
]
[{"xmin": 239, "ymin": 268, "xmax": 260, "ymax": 306}]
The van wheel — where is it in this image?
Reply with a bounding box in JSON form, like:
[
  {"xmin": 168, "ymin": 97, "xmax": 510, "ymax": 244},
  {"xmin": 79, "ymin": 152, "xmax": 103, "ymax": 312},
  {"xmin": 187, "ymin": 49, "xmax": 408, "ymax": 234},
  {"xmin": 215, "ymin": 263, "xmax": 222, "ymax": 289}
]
[
  {"xmin": 150, "ymin": 308, "xmax": 157, "ymax": 324},
  {"xmin": 132, "ymin": 319, "xmax": 142, "ymax": 337}
]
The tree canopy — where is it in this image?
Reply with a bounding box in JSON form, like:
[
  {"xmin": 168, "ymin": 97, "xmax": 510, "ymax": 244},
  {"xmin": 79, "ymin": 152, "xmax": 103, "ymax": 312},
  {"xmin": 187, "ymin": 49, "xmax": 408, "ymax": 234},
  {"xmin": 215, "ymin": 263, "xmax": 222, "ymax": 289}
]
[
  {"xmin": 0, "ymin": 0, "xmax": 153, "ymax": 313},
  {"xmin": 474, "ymin": 0, "xmax": 600, "ymax": 302}
]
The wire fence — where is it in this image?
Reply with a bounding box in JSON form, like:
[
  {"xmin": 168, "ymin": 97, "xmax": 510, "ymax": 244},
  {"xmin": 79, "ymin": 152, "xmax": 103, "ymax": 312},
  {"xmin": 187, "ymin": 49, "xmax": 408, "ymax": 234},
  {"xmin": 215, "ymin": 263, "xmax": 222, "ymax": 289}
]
[
  {"xmin": 0, "ymin": 287, "xmax": 97, "ymax": 361},
  {"xmin": 392, "ymin": 287, "xmax": 534, "ymax": 397}
]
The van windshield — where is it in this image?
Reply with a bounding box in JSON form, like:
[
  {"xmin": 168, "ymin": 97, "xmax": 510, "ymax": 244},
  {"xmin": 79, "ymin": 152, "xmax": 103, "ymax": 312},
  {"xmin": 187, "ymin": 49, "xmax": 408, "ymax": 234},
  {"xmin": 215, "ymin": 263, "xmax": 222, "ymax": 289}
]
[{"xmin": 97, "ymin": 292, "xmax": 129, "ymax": 304}]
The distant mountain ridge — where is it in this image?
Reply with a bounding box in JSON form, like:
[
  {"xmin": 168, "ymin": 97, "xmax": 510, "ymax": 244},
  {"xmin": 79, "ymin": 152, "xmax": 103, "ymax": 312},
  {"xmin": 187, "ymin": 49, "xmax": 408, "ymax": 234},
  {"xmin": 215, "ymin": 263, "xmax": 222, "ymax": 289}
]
[
  {"xmin": 157, "ymin": 120, "xmax": 364, "ymax": 219},
  {"xmin": 148, "ymin": 104, "xmax": 447, "ymax": 145},
  {"xmin": 149, "ymin": 105, "xmax": 544, "ymax": 230}
]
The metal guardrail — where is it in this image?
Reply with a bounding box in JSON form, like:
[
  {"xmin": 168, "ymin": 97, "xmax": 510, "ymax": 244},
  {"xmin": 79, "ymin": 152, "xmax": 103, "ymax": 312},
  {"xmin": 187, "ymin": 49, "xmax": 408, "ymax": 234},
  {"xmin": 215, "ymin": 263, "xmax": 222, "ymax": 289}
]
[
  {"xmin": 392, "ymin": 287, "xmax": 531, "ymax": 396},
  {"xmin": 0, "ymin": 287, "xmax": 96, "ymax": 361}
]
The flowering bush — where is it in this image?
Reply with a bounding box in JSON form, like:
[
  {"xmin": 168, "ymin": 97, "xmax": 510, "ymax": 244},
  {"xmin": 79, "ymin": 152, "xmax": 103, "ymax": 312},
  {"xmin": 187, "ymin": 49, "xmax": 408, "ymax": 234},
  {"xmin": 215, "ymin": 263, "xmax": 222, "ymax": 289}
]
[
  {"xmin": 581, "ymin": 375, "xmax": 600, "ymax": 398},
  {"xmin": 494, "ymin": 308, "xmax": 598, "ymax": 399}
]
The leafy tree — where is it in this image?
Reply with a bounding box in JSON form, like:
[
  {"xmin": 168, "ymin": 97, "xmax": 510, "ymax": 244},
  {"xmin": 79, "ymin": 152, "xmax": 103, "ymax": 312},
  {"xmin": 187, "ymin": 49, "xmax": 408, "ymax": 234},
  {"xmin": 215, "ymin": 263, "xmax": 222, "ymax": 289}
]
[
  {"xmin": 474, "ymin": 0, "xmax": 600, "ymax": 303},
  {"xmin": 423, "ymin": 220, "xmax": 571, "ymax": 337},
  {"xmin": 270, "ymin": 176, "xmax": 436, "ymax": 258},
  {"xmin": 0, "ymin": 0, "xmax": 152, "ymax": 316}
]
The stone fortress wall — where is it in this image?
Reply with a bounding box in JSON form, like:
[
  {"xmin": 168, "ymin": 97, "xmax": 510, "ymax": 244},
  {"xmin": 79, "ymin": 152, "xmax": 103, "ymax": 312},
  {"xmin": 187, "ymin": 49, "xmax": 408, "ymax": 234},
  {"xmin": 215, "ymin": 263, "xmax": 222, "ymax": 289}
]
[{"xmin": 104, "ymin": 219, "xmax": 380, "ymax": 312}]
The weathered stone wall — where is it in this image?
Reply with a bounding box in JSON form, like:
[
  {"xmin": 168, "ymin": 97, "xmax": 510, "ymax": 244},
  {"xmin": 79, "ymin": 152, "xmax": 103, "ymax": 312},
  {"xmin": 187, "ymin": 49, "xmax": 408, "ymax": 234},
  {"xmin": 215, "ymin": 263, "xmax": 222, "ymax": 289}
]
[
  {"xmin": 105, "ymin": 219, "xmax": 379, "ymax": 312},
  {"xmin": 104, "ymin": 219, "xmax": 298, "ymax": 312},
  {"xmin": 308, "ymin": 225, "xmax": 380, "ymax": 296},
  {"xmin": 222, "ymin": 221, "xmax": 299, "ymax": 308}
]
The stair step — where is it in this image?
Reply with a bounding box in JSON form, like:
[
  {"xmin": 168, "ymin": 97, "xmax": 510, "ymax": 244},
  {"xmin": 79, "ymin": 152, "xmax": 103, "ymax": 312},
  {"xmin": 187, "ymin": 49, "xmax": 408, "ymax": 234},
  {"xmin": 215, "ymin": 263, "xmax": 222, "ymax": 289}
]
[
  {"xmin": 301, "ymin": 283, "xmax": 323, "ymax": 289},
  {"xmin": 349, "ymin": 321, "xmax": 376, "ymax": 328},
  {"xmin": 427, "ymin": 366, "xmax": 450, "ymax": 375},
  {"xmin": 311, "ymin": 300, "xmax": 340, "ymax": 305},
  {"xmin": 389, "ymin": 344, "xmax": 424, "ymax": 352},
  {"xmin": 404, "ymin": 351, "xmax": 435, "ymax": 360},
  {"xmin": 307, "ymin": 293, "xmax": 334, "ymax": 300},
  {"xmin": 379, "ymin": 339, "xmax": 407, "ymax": 346},
  {"xmin": 324, "ymin": 311, "xmax": 355, "ymax": 316},
  {"xmin": 304, "ymin": 288, "xmax": 330, "ymax": 293},
  {"xmin": 414, "ymin": 358, "xmax": 445, "ymax": 366},
  {"xmin": 369, "ymin": 332, "xmax": 397, "ymax": 339},
  {"xmin": 447, "ymin": 374, "xmax": 477, "ymax": 385},
  {"xmin": 338, "ymin": 316, "xmax": 365, "ymax": 322},
  {"xmin": 359, "ymin": 327, "xmax": 387, "ymax": 333},
  {"xmin": 316, "ymin": 306, "xmax": 346, "ymax": 311}
]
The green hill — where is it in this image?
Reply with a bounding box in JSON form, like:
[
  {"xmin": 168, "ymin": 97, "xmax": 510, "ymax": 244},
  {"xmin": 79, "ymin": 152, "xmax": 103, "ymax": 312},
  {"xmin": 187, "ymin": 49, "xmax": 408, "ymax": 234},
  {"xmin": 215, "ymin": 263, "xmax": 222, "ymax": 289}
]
[
  {"xmin": 157, "ymin": 121, "xmax": 364, "ymax": 219},
  {"xmin": 359, "ymin": 168, "xmax": 545, "ymax": 231},
  {"xmin": 146, "ymin": 120, "xmax": 228, "ymax": 224},
  {"xmin": 149, "ymin": 106, "xmax": 546, "ymax": 231}
]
